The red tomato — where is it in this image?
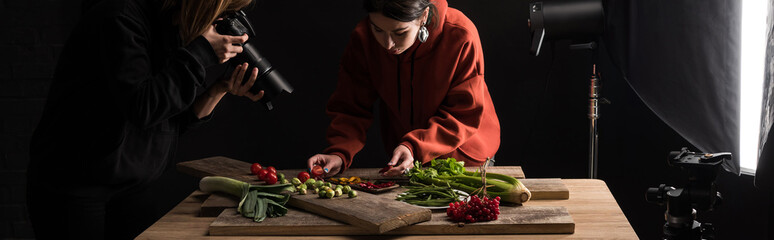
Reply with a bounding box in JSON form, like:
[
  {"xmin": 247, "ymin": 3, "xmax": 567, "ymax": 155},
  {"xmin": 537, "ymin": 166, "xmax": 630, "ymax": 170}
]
[
  {"xmin": 266, "ymin": 166, "xmax": 277, "ymax": 175},
  {"xmin": 264, "ymin": 172, "xmax": 278, "ymax": 185},
  {"xmin": 257, "ymin": 169, "xmax": 269, "ymax": 180},
  {"xmin": 250, "ymin": 163, "xmax": 263, "ymax": 175},
  {"xmin": 311, "ymin": 165, "xmax": 324, "ymax": 177},
  {"xmin": 297, "ymin": 171, "xmax": 311, "ymax": 183}
]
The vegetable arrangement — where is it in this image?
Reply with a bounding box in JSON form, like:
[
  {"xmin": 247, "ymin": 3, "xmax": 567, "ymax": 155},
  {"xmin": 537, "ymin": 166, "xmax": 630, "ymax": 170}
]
[
  {"xmin": 357, "ymin": 181, "xmax": 396, "ymax": 189},
  {"xmin": 290, "ymin": 176, "xmax": 358, "ymax": 199},
  {"xmin": 396, "ymin": 182, "xmax": 466, "ymax": 207},
  {"xmin": 199, "ymin": 176, "xmax": 291, "ymax": 222},
  {"xmin": 251, "ymin": 163, "xmax": 285, "ymax": 185},
  {"xmin": 327, "ymin": 176, "xmax": 362, "ymax": 185},
  {"xmin": 406, "ymin": 158, "xmax": 532, "ymax": 204}
]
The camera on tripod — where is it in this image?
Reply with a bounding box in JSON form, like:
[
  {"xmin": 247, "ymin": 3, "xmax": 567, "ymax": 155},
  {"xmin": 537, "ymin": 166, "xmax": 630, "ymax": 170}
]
[
  {"xmin": 645, "ymin": 147, "xmax": 733, "ymax": 240},
  {"xmin": 215, "ymin": 10, "xmax": 294, "ymax": 110}
]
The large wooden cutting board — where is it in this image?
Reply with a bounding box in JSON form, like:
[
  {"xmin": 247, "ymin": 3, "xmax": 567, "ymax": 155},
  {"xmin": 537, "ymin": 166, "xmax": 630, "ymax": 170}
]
[
  {"xmin": 177, "ymin": 156, "xmax": 567, "ymax": 200},
  {"xmin": 201, "ymin": 186, "xmax": 431, "ymax": 233},
  {"xmin": 209, "ymin": 205, "xmax": 574, "ymax": 236},
  {"xmin": 286, "ymin": 189, "xmax": 431, "ymax": 233}
]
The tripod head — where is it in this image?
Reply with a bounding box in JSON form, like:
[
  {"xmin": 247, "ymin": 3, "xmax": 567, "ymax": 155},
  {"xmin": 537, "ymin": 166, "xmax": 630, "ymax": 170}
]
[{"xmin": 645, "ymin": 147, "xmax": 733, "ymax": 240}]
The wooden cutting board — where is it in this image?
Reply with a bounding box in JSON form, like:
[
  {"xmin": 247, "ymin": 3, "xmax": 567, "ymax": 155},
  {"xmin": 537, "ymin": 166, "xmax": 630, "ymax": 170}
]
[
  {"xmin": 286, "ymin": 189, "xmax": 430, "ymax": 233},
  {"xmin": 198, "ymin": 178, "xmax": 568, "ymax": 217},
  {"xmin": 209, "ymin": 205, "xmax": 574, "ymax": 236},
  {"xmin": 177, "ymin": 156, "xmax": 568, "ymax": 201}
]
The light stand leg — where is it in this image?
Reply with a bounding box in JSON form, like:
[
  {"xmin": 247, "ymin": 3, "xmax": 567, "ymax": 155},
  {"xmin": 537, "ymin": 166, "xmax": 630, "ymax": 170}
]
[{"xmin": 589, "ymin": 64, "xmax": 600, "ymax": 179}]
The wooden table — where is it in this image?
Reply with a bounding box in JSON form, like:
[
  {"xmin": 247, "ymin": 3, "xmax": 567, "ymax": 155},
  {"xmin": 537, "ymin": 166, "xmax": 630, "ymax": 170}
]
[{"xmin": 137, "ymin": 179, "xmax": 637, "ymax": 239}]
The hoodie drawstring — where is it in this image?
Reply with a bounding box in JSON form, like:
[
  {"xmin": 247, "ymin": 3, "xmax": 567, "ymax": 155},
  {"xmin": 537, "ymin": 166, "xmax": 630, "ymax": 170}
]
[{"xmin": 396, "ymin": 42, "xmax": 422, "ymax": 127}]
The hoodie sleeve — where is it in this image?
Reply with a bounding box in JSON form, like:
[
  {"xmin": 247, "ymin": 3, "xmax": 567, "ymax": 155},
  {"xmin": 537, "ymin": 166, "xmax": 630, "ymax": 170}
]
[
  {"xmin": 99, "ymin": 10, "xmax": 219, "ymax": 130},
  {"xmin": 322, "ymin": 32, "xmax": 378, "ymax": 170},
  {"xmin": 400, "ymin": 30, "xmax": 488, "ymax": 164}
]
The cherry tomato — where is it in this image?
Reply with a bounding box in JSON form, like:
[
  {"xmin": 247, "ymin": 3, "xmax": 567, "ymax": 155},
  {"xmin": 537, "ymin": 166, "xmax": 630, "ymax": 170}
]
[
  {"xmin": 297, "ymin": 171, "xmax": 311, "ymax": 183},
  {"xmin": 257, "ymin": 169, "xmax": 269, "ymax": 180},
  {"xmin": 311, "ymin": 165, "xmax": 324, "ymax": 177},
  {"xmin": 264, "ymin": 172, "xmax": 278, "ymax": 185},
  {"xmin": 250, "ymin": 163, "xmax": 263, "ymax": 175},
  {"xmin": 266, "ymin": 166, "xmax": 277, "ymax": 175}
]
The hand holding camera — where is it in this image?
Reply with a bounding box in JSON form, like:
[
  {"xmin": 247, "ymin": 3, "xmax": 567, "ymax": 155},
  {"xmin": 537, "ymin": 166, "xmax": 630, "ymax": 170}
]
[
  {"xmin": 212, "ymin": 10, "xmax": 293, "ymax": 110},
  {"xmin": 203, "ymin": 24, "xmax": 248, "ymax": 64}
]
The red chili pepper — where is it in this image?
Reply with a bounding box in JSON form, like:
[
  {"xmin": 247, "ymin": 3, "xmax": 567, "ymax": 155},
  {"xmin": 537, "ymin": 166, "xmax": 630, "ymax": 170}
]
[{"xmin": 358, "ymin": 181, "xmax": 395, "ymax": 189}]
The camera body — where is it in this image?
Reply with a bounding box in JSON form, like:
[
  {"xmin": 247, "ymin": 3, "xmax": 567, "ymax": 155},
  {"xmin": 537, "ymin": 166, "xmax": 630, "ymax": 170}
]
[
  {"xmin": 215, "ymin": 10, "xmax": 293, "ymax": 110},
  {"xmin": 645, "ymin": 147, "xmax": 733, "ymax": 240}
]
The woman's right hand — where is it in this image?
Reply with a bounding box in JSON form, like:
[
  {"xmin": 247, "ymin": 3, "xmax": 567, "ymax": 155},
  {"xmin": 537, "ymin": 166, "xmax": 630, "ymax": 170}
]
[
  {"xmin": 307, "ymin": 154, "xmax": 343, "ymax": 178},
  {"xmin": 202, "ymin": 24, "xmax": 248, "ymax": 64}
]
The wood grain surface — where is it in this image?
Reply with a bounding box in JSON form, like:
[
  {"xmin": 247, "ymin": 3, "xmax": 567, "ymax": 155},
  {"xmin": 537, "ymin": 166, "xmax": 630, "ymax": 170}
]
[
  {"xmin": 209, "ymin": 205, "xmax": 573, "ymax": 236},
  {"xmin": 286, "ymin": 189, "xmax": 431, "ymax": 233},
  {"xmin": 137, "ymin": 179, "xmax": 636, "ymax": 239}
]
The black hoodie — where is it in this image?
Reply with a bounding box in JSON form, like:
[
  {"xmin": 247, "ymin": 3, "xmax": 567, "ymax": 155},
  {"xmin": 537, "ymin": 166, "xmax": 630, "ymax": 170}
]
[{"xmin": 29, "ymin": 0, "xmax": 219, "ymax": 186}]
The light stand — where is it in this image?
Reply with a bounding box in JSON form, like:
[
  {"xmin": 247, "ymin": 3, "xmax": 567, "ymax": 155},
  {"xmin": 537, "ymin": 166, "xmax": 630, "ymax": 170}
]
[
  {"xmin": 529, "ymin": 0, "xmax": 604, "ymax": 178},
  {"xmin": 570, "ymin": 42, "xmax": 601, "ymax": 178}
]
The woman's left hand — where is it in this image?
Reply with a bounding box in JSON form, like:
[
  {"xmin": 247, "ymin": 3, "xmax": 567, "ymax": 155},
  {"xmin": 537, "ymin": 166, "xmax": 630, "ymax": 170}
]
[
  {"xmin": 382, "ymin": 145, "xmax": 414, "ymax": 177},
  {"xmin": 210, "ymin": 62, "xmax": 264, "ymax": 102}
]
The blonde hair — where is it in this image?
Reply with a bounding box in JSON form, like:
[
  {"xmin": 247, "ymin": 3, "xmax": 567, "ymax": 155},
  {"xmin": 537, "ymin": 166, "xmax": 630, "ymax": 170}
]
[{"xmin": 163, "ymin": 0, "xmax": 254, "ymax": 44}]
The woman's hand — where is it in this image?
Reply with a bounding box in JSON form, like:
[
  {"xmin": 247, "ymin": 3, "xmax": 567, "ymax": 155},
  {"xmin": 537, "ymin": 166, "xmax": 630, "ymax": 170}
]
[
  {"xmin": 381, "ymin": 145, "xmax": 414, "ymax": 177},
  {"xmin": 307, "ymin": 154, "xmax": 343, "ymax": 178},
  {"xmin": 203, "ymin": 24, "xmax": 248, "ymax": 64},
  {"xmin": 193, "ymin": 63, "xmax": 263, "ymax": 119},
  {"xmin": 210, "ymin": 62, "xmax": 264, "ymax": 102}
]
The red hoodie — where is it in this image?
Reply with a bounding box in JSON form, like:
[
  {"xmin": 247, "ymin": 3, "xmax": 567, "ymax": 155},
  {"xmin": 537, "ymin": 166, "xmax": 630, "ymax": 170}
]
[{"xmin": 323, "ymin": 0, "xmax": 500, "ymax": 170}]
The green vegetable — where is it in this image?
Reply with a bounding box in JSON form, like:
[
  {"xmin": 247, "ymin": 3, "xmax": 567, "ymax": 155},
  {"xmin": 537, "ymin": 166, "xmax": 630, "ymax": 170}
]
[
  {"xmin": 348, "ymin": 190, "xmax": 358, "ymax": 198},
  {"xmin": 277, "ymin": 173, "xmax": 286, "ymax": 182},
  {"xmin": 397, "ymin": 182, "xmax": 465, "ymax": 207},
  {"xmin": 407, "ymin": 158, "xmax": 532, "ymax": 204},
  {"xmin": 313, "ymin": 180, "xmax": 324, "ymax": 189},
  {"xmin": 318, "ymin": 189, "xmax": 327, "ymax": 198},
  {"xmin": 305, "ymin": 179, "xmax": 317, "ymax": 188},
  {"xmin": 291, "ymin": 178, "xmax": 302, "ymax": 186},
  {"xmin": 199, "ymin": 176, "xmax": 291, "ymax": 222},
  {"xmin": 342, "ymin": 185, "xmax": 352, "ymax": 194}
]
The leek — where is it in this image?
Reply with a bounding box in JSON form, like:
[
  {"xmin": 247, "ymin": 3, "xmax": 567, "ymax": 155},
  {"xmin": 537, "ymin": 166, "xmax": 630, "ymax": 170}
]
[{"xmin": 199, "ymin": 176, "xmax": 292, "ymax": 222}]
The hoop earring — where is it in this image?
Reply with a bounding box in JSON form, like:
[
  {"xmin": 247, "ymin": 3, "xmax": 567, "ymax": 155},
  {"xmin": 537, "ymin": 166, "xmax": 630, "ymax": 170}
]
[{"xmin": 417, "ymin": 22, "xmax": 429, "ymax": 43}]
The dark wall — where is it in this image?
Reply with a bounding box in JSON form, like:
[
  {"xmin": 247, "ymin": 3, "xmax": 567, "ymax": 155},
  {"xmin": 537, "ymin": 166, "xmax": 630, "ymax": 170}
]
[{"xmin": 0, "ymin": 0, "xmax": 770, "ymax": 239}]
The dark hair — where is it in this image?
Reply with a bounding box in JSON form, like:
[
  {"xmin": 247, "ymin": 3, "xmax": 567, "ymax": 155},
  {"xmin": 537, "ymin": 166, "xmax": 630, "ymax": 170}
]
[{"xmin": 364, "ymin": 0, "xmax": 438, "ymax": 28}]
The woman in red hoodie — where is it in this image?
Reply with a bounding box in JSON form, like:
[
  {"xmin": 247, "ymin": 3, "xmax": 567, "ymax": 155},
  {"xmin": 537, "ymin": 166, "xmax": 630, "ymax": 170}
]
[{"xmin": 308, "ymin": 0, "xmax": 500, "ymax": 177}]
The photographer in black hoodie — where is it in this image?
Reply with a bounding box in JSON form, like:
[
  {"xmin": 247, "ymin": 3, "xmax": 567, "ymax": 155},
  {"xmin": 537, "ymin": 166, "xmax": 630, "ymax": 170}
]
[{"xmin": 26, "ymin": 0, "xmax": 262, "ymax": 239}]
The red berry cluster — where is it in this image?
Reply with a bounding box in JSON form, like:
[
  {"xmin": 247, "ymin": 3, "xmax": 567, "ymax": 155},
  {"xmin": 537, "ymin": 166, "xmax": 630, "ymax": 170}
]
[{"xmin": 446, "ymin": 195, "xmax": 501, "ymax": 223}]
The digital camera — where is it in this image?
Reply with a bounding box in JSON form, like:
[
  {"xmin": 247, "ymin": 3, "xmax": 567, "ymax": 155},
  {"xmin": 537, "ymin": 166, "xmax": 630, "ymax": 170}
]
[{"xmin": 215, "ymin": 10, "xmax": 293, "ymax": 110}]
